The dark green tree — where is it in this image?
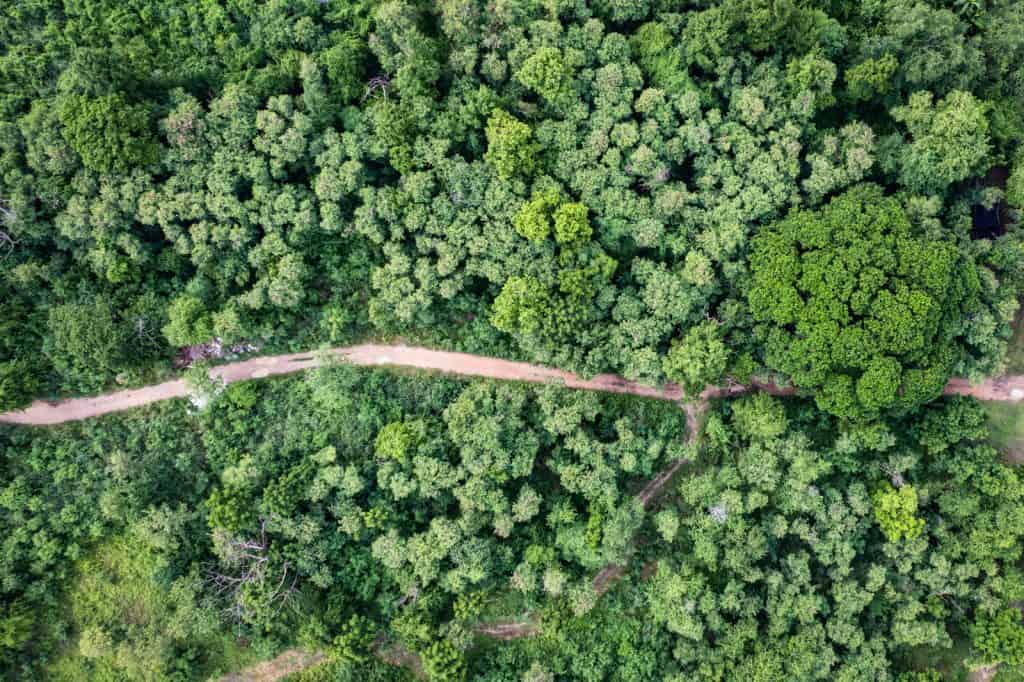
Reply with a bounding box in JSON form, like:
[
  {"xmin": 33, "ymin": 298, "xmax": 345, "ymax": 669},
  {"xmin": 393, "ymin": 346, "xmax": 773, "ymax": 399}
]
[
  {"xmin": 748, "ymin": 184, "xmax": 981, "ymax": 419},
  {"xmin": 57, "ymin": 94, "xmax": 158, "ymax": 172}
]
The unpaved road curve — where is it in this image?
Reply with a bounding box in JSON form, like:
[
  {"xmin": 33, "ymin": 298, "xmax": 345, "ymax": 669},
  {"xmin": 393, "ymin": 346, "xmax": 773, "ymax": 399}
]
[
  {"xmin": 1, "ymin": 343, "xmax": 1018, "ymax": 426},
  {"xmin": 0, "ymin": 344, "xmax": 693, "ymax": 425}
]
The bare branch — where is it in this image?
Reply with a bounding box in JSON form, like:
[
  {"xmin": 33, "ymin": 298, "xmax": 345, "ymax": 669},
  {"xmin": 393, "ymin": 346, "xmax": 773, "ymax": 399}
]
[
  {"xmin": 0, "ymin": 199, "xmax": 17, "ymax": 259},
  {"xmin": 879, "ymin": 463, "xmax": 904, "ymax": 488},
  {"xmin": 362, "ymin": 75, "xmax": 391, "ymax": 103},
  {"xmin": 0, "ymin": 198, "xmax": 16, "ymax": 226},
  {"xmin": 0, "ymin": 232, "xmax": 14, "ymax": 259},
  {"xmin": 205, "ymin": 516, "xmax": 297, "ymax": 624}
]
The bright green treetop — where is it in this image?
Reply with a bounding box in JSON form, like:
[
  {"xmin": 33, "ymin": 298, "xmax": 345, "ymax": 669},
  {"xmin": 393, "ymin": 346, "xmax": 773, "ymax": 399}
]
[
  {"xmin": 57, "ymin": 94, "xmax": 158, "ymax": 173},
  {"xmin": 748, "ymin": 184, "xmax": 980, "ymax": 420},
  {"xmin": 484, "ymin": 109, "xmax": 536, "ymax": 180},
  {"xmin": 871, "ymin": 484, "xmax": 925, "ymax": 542}
]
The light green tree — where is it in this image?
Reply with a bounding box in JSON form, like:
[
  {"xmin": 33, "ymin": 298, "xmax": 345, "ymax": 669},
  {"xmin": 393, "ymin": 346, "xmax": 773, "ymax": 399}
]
[
  {"xmin": 871, "ymin": 484, "xmax": 925, "ymax": 542},
  {"xmin": 970, "ymin": 608, "xmax": 1024, "ymax": 667},
  {"xmin": 662, "ymin": 321, "xmax": 730, "ymax": 396},
  {"xmin": 57, "ymin": 94, "xmax": 158, "ymax": 172},
  {"xmin": 889, "ymin": 90, "xmax": 990, "ymax": 194},
  {"xmin": 484, "ymin": 110, "xmax": 536, "ymax": 180},
  {"xmin": 515, "ymin": 47, "xmax": 567, "ymax": 103},
  {"xmin": 163, "ymin": 296, "xmax": 213, "ymax": 347}
]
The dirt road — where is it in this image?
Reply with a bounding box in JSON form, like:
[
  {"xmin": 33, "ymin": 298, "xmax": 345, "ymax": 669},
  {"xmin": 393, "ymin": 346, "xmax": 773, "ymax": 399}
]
[
  {"xmin": 50, "ymin": 345, "xmax": 1006, "ymax": 678},
  {"xmin": 1, "ymin": 343, "xmax": 706, "ymax": 650},
  {"xmin": 7, "ymin": 342, "xmax": 1011, "ymax": 426},
  {"xmin": 1, "ymin": 344, "xmax": 693, "ymax": 425}
]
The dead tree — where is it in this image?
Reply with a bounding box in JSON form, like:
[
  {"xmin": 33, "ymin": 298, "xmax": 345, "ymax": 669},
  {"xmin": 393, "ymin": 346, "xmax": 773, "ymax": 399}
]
[
  {"xmin": 0, "ymin": 198, "xmax": 17, "ymax": 258},
  {"xmin": 879, "ymin": 462, "xmax": 905, "ymax": 488},
  {"xmin": 205, "ymin": 517, "xmax": 298, "ymax": 623},
  {"xmin": 362, "ymin": 75, "xmax": 391, "ymax": 102}
]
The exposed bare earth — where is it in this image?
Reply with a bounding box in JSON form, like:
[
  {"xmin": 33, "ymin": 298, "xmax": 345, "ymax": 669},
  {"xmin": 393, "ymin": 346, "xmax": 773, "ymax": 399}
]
[
  {"xmin": 967, "ymin": 664, "xmax": 1001, "ymax": 682},
  {"xmin": 219, "ymin": 648, "xmax": 326, "ymax": 682},
  {"xmin": 3, "ymin": 344, "xmax": 1020, "ymax": 427},
  {"xmin": 945, "ymin": 375, "xmax": 1024, "ymax": 402},
  {"xmin": 473, "ymin": 620, "xmax": 541, "ymax": 639},
  {"xmin": 375, "ymin": 641, "xmax": 425, "ymax": 678}
]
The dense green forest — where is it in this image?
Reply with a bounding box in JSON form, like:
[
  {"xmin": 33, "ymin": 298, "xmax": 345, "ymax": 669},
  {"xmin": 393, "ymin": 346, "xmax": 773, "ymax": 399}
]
[
  {"xmin": 2, "ymin": 0, "xmax": 1024, "ymax": 680},
  {"xmin": 2, "ymin": 369, "xmax": 1023, "ymax": 680},
  {"xmin": 1, "ymin": 0, "xmax": 1022, "ymax": 410},
  {"xmin": 1, "ymin": 366, "xmax": 690, "ymax": 678}
]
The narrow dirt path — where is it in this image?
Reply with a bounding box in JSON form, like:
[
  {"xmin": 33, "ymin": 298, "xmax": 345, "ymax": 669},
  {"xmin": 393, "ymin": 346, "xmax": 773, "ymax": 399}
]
[
  {"xmin": 6, "ymin": 342, "xmax": 1009, "ymax": 426},
  {"xmin": 473, "ymin": 620, "xmax": 541, "ymax": 639},
  {"xmin": 219, "ymin": 648, "xmax": 326, "ymax": 682}
]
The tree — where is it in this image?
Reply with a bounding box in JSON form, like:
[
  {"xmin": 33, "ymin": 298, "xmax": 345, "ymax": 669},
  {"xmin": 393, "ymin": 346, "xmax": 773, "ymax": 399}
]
[
  {"xmin": 163, "ymin": 296, "xmax": 214, "ymax": 347},
  {"xmin": 420, "ymin": 640, "xmax": 466, "ymax": 681},
  {"xmin": 515, "ymin": 47, "xmax": 567, "ymax": 104},
  {"xmin": 863, "ymin": 1, "xmax": 984, "ymax": 95},
  {"xmin": 730, "ymin": 393, "xmax": 788, "ymax": 441},
  {"xmin": 0, "ymin": 601, "xmax": 33, "ymax": 664},
  {"xmin": 897, "ymin": 672, "xmax": 942, "ymax": 682},
  {"xmin": 0, "ymin": 359, "xmax": 39, "ymax": 412},
  {"xmin": 845, "ymin": 55, "xmax": 898, "ymax": 102},
  {"xmin": 57, "ymin": 94, "xmax": 158, "ymax": 172},
  {"xmin": 631, "ymin": 22, "xmax": 692, "ymax": 92},
  {"xmin": 747, "ymin": 184, "xmax": 980, "ymax": 419},
  {"xmin": 484, "ymin": 110, "xmax": 536, "ymax": 180},
  {"xmin": 331, "ymin": 614, "xmax": 376, "ymax": 664},
  {"xmin": 889, "ymin": 90, "xmax": 990, "ymax": 194},
  {"xmin": 1008, "ymin": 154, "xmax": 1024, "ymax": 208},
  {"xmin": 184, "ymin": 364, "xmax": 225, "ymax": 412},
  {"xmin": 970, "ymin": 608, "xmax": 1024, "ymax": 667},
  {"xmin": 662, "ymin": 321, "xmax": 730, "ymax": 396},
  {"xmin": 654, "ymin": 509, "xmax": 679, "ymax": 543},
  {"xmin": 491, "ymin": 276, "xmax": 548, "ymax": 336},
  {"xmin": 552, "ymin": 203, "xmax": 591, "ymax": 246},
  {"xmin": 871, "ymin": 484, "xmax": 925, "ymax": 542},
  {"xmin": 47, "ymin": 299, "xmax": 129, "ymax": 381},
  {"xmin": 513, "ymin": 187, "xmax": 560, "ymax": 242},
  {"xmin": 802, "ymin": 123, "xmax": 875, "ymax": 203},
  {"xmin": 646, "ymin": 398, "xmax": 1024, "ymax": 680},
  {"xmin": 375, "ymin": 420, "xmax": 427, "ymax": 463},
  {"xmin": 323, "ymin": 34, "xmax": 368, "ymax": 104}
]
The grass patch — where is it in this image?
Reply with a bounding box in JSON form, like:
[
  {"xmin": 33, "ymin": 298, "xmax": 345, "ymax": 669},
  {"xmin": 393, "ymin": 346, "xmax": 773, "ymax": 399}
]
[
  {"xmin": 1004, "ymin": 307, "xmax": 1024, "ymax": 375},
  {"xmin": 475, "ymin": 589, "xmax": 539, "ymax": 623},
  {"xmin": 997, "ymin": 665, "xmax": 1024, "ymax": 681},
  {"xmin": 897, "ymin": 638, "xmax": 971, "ymax": 681},
  {"xmin": 46, "ymin": 535, "xmax": 259, "ymax": 681},
  {"xmin": 282, "ymin": 658, "xmax": 413, "ymax": 681},
  {"xmin": 980, "ymin": 401, "xmax": 1024, "ymax": 465}
]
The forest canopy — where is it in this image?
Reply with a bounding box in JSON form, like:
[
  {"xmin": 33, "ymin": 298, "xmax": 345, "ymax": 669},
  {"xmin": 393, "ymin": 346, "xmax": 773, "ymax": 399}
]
[
  {"xmin": 0, "ymin": 0, "xmax": 1021, "ymax": 411},
  {"xmin": 0, "ymin": 367, "xmax": 690, "ymax": 679},
  {"xmin": 1, "ymin": 0, "xmax": 1024, "ymax": 680}
]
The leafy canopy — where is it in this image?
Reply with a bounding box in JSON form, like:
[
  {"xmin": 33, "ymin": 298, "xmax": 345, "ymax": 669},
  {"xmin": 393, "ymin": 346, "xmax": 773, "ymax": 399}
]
[{"xmin": 748, "ymin": 184, "xmax": 980, "ymax": 420}]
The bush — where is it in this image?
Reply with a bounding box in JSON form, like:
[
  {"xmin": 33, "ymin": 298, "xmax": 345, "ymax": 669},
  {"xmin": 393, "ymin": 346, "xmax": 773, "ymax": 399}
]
[{"xmin": 57, "ymin": 94, "xmax": 158, "ymax": 172}]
